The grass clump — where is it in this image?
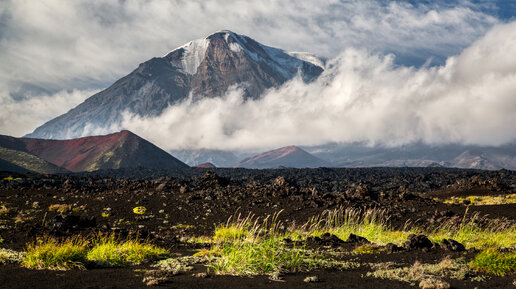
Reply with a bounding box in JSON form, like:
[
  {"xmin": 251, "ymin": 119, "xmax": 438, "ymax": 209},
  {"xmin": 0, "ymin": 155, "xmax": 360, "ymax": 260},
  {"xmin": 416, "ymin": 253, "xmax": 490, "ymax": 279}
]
[
  {"xmin": 87, "ymin": 234, "xmax": 168, "ymax": 267},
  {"xmin": 20, "ymin": 234, "xmax": 168, "ymax": 270},
  {"xmin": 470, "ymin": 249, "xmax": 516, "ymax": 276},
  {"xmin": 429, "ymin": 210, "xmax": 516, "ymax": 250},
  {"xmin": 48, "ymin": 204, "xmax": 72, "ymax": 214},
  {"xmin": 299, "ymin": 207, "xmax": 515, "ymax": 250},
  {"xmin": 0, "ymin": 205, "xmax": 10, "ymax": 216},
  {"xmin": 296, "ymin": 207, "xmax": 415, "ymax": 246},
  {"xmin": 2, "ymin": 176, "xmax": 21, "ymax": 181},
  {"xmin": 213, "ymin": 214, "xmax": 255, "ymax": 242},
  {"xmin": 367, "ymin": 257, "xmax": 480, "ymax": 284},
  {"xmin": 442, "ymin": 194, "xmax": 516, "ymax": 206},
  {"xmin": 0, "ymin": 248, "xmax": 25, "ymax": 264},
  {"xmin": 204, "ymin": 212, "xmax": 357, "ymax": 276},
  {"xmin": 22, "ymin": 237, "xmax": 88, "ymax": 270},
  {"xmin": 353, "ymin": 244, "xmax": 384, "ymax": 254},
  {"xmin": 209, "ymin": 238, "xmax": 310, "ymax": 275}
]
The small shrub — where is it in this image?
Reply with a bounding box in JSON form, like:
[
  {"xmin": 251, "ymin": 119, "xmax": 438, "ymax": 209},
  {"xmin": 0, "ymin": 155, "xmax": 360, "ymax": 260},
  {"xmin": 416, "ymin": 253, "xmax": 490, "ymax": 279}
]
[{"xmin": 470, "ymin": 249, "xmax": 516, "ymax": 276}]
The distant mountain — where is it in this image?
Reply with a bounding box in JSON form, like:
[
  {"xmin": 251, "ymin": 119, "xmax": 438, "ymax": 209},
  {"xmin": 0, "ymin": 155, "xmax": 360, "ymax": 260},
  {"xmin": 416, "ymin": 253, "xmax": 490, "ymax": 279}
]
[
  {"xmin": 170, "ymin": 149, "xmax": 240, "ymax": 167},
  {"xmin": 27, "ymin": 30, "xmax": 324, "ymax": 140},
  {"xmin": 234, "ymin": 146, "xmax": 328, "ymax": 169},
  {"xmin": 0, "ymin": 147, "xmax": 67, "ymax": 174},
  {"xmin": 0, "ymin": 130, "xmax": 188, "ymax": 172},
  {"xmin": 194, "ymin": 162, "xmax": 217, "ymax": 169},
  {"xmin": 305, "ymin": 143, "xmax": 516, "ymax": 170}
]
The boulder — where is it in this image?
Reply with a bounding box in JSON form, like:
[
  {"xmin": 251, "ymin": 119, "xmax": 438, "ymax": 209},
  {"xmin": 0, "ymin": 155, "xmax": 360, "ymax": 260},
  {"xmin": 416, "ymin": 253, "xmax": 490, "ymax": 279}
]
[
  {"xmin": 441, "ymin": 239, "xmax": 465, "ymax": 252},
  {"xmin": 403, "ymin": 234, "xmax": 433, "ymax": 250}
]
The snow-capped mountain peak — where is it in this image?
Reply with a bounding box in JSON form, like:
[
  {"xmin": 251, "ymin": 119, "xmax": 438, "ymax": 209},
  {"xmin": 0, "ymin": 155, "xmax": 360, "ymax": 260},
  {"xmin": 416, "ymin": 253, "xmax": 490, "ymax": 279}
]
[
  {"xmin": 27, "ymin": 31, "xmax": 324, "ymax": 140},
  {"xmin": 167, "ymin": 30, "xmax": 324, "ymax": 78}
]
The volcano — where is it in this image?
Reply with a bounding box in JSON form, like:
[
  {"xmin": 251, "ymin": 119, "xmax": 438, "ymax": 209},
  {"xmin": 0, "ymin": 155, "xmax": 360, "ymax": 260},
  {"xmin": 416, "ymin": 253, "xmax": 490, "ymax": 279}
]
[
  {"xmin": 27, "ymin": 30, "xmax": 324, "ymax": 140},
  {"xmin": 234, "ymin": 146, "xmax": 328, "ymax": 169},
  {"xmin": 0, "ymin": 130, "xmax": 188, "ymax": 172}
]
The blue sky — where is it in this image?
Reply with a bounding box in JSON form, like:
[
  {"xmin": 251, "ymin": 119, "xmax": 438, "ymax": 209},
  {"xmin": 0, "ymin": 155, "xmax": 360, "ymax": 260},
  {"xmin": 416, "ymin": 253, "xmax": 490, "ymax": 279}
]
[{"xmin": 0, "ymin": 0, "xmax": 515, "ymax": 148}]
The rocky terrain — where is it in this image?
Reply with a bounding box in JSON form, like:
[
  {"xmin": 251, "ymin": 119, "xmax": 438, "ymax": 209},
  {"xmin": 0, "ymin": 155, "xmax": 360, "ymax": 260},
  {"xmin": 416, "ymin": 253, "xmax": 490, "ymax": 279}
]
[{"xmin": 0, "ymin": 167, "xmax": 514, "ymax": 288}]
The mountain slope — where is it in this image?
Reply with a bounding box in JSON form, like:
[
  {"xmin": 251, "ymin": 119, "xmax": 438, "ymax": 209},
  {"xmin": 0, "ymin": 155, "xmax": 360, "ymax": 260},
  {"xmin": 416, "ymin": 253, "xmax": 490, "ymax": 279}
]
[
  {"xmin": 0, "ymin": 131, "xmax": 188, "ymax": 172},
  {"xmin": 27, "ymin": 30, "xmax": 324, "ymax": 140},
  {"xmin": 170, "ymin": 149, "xmax": 240, "ymax": 167},
  {"xmin": 0, "ymin": 147, "xmax": 67, "ymax": 174},
  {"xmin": 306, "ymin": 143, "xmax": 516, "ymax": 170},
  {"xmin": 234, "ymin": 146, "xmax": 328, "ymax": 169}
]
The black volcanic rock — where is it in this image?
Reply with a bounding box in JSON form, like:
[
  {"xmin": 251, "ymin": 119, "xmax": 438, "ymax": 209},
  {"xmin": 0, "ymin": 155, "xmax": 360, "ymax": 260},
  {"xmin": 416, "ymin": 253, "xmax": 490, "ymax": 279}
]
[
  {"xmin": 27, "ymin": 31, "xmax": 324, "ymax": 140},
  {"xmin": 441, "ymin": 239, "xmax": 465, "ymax": 252},
  {"xmin": 403, "ymin": 234, "xmax": 433, "ymax": 250}
]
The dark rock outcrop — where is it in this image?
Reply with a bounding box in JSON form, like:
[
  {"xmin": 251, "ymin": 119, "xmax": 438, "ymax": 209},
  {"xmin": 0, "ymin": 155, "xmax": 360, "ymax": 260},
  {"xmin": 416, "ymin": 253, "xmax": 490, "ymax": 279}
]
[{"xmin": 403, "ymin": 234, "xmax": 433, "ymax": 251}]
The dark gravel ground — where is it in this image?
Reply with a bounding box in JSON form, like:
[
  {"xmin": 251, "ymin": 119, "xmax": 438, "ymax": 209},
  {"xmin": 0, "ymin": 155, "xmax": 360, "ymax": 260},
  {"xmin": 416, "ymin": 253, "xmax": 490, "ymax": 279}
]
[{"xmin": 0, "ymin": 167, "xmax": 514, "ymax": 288}]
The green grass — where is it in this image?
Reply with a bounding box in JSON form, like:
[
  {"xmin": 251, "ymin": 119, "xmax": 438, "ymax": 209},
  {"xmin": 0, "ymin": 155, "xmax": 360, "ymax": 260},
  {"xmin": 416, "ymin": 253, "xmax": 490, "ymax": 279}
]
[
  {"xmin": 209, "ymin": 238, "xmax": 312, "ymax": 275},
  {"xmin": 21, "ymin": 234, "xmax": 168, "ymax": 270},
  {"xmin": 214, "ymin": 226, "xmax": 249, "ymax": 242},
  {"xmin": 188, "ymin": 207, "xmax": 515, "ymax": 277},
  {"xmin": 292, "ymin": 207, "xmax": 416, "ymax": 246},
  {"xmin": 48, "ymin": 204, "xmax": 72, "ymax": 214},
  {"xmin": 353, "ymin": 244, "xmax": 384, "ymax": 254},
  {"xmin": 367, "ymin": 257, "xmax": 480, "ymax": 284},
  {"xmin": 87, "ymin": 234, "xmax": 168, "ymax": 267},
  {"xmin": 290, "ymin": 207, "xmax": 515, "ymax": 250},
  {"xmin": 200, "ymin": 212, "xmax": 359, "ymax": 276},
  {"xmin": 0, "ymin": 248, "xmax": 25, "ymax": 264},
  {"xmin": 2, "ymin": 176, "xmax": 21, "ymax": 181},
  {"xmin": 22, "ymin": 237, "xmax": 88, "ymax": 270},
  {"xmin": 470, "ymin": 249, "xmax": 516, "ymax": 276},
  {"xmin": 212, "ymin": 213, "xmax": 266, "ymax": 242},
  {"xmin": 429, "ymin": 210, "xmax": 516, "ymax": 249},
  {"xmin": 441, "ymin": 194, "xmax": 516, "ymax": 206}
]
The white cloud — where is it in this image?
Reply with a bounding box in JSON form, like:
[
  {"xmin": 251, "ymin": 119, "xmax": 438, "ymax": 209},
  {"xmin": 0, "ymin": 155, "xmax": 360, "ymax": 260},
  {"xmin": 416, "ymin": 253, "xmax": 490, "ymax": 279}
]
[
  {"xmin": 0, "ymin": 89, "xmax": 96, "ymax": 137},
  {"xmin": 0, "ymin": 0, "xmax": 504, "ymax": 138},
  {"xmin": 120, "ymin": 21, "xmax": 516, "ymax": 151},
  {"xmin": 0, "ymin": 1, "xmax": 498, "ymax": 90}
]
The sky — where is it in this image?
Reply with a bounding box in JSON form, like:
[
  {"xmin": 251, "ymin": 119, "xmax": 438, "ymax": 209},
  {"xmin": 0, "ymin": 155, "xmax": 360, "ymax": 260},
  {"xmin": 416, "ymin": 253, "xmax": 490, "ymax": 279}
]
[{"xmin": 0, "ymin": 0, "xmax": 515, "ymax": 150}]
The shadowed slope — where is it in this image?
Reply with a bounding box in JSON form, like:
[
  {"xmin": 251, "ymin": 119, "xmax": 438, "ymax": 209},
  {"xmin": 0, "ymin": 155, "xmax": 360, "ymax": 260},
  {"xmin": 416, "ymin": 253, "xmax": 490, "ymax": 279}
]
[{"xmin": 0, "ymin": 131, "xmax": 188, "ymax": 172}]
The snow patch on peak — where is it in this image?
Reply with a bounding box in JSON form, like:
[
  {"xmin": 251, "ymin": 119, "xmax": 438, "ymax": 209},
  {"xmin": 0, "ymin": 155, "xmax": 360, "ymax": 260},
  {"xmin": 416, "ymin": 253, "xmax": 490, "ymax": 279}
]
[
  {"xmin": 179, "ymin": 38, "xmax": 210, "ymax": 75},
  {"xmin": 287, "ymin": 52, "xmax": 326, "ymax": 69},
  {"xmin": 219, "ymin": 30, "xmax": 245, "ymax": 53},
  {"xmin": 228, "ymin": 42, "xmax": 242, "ymax": 53}
]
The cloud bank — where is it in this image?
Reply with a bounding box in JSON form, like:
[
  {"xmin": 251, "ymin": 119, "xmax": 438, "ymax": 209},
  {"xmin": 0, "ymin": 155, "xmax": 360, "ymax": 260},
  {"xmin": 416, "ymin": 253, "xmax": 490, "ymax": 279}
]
[
  {"xmin": 120, "ymin": 21, "xmax": 516, "ymax": 151},
  {"xmin": 0, "ymin": 89, "xmax": 97, "ymax": 137},
  {"xmin": 0, "ymin": 0, "xmax": 501, "ymax": 136}
]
